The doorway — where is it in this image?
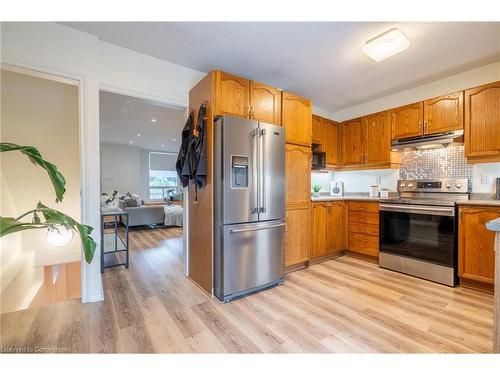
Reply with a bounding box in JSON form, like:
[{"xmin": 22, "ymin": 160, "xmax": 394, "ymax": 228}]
[
  {"xmin": 98, "ymin": 90, "xmax": 187, "ymax": 278},
  {"xmin": 0, "ymin": 68, "xmax": 81, "ymax": 313}
]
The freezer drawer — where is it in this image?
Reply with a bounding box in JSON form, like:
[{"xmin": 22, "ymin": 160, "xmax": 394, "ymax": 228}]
[{"xmin": 221, "ymin": 220, "xmax": 285, "ymax": 300}]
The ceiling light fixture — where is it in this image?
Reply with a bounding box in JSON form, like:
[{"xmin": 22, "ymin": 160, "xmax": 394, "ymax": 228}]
[
  {"xmin": 46, "ymin": 225, "xmax": 74, "ymax": 247},
  {"xmin": 161, "ymin": 144, "xmax": 165, "ymax": 147},
  {"xmin": 172, "ymin": 138, "xmax": 177, "ymax": 142},
  {"xmin": 137, "ymin": 133, "xmax": 141, "ymax": 137},
  {"xmin": 151, "ymin": 118, "xmax": 157, "ymax": 123},
  {"xmin": 362, "ymin": 28, "xmax": 410, "ymax": 62},
  {"xmin": 129, "ymin": 140, "xmax": 134, "ymax": 144}
]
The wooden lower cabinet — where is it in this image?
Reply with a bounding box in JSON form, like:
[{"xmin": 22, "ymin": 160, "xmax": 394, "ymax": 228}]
[
  {"xmin": 347, "ymin": 201, "xmax": 379, "ymax": 257},
  {"xmin": 311, "ymin": 201, "xmax": 345, "ymax": 260},
  {"xmin": 458, "ymin": 205, "xmax": 497, "ymax": 288},
  {"xmin": 285, "ymin": 206, "xmax": 310, "ymax": 267}
]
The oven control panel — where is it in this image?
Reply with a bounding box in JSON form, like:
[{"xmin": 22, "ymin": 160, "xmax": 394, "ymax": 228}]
[{"xmin": 398, "ymin": 179, "xmax": 469, "ymax": 193}]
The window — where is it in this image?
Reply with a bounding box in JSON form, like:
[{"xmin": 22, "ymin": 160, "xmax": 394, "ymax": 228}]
[{"xmin": 149, "ymin": 152, "xmax": 179, "ymax": 200}]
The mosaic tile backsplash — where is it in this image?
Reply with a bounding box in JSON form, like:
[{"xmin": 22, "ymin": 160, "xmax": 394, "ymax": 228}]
[{"xmin": 399, "ymin": 146, "xmax": 472, "ymax": 181}]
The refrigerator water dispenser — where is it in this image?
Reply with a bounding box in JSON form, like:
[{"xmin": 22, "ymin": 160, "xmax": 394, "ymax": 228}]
[{"xmin": 231, "ymin": 155, "xmax": 248, "ymax": 188}]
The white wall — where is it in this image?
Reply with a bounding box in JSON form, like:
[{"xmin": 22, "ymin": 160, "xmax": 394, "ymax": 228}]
[
  {"xmin": 100, "ymin": 143, "xmax": 142, "ymax": 195},
  {"xmin": 1, "ymin": 22, "xmax": 206, "ymax": 303},
  {"xmin": 312, "ymin": 170, "xmax": 400, "ymax": 194}
]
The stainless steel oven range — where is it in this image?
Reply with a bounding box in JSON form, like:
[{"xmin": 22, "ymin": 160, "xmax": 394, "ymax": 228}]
[{"xmin": 379, "ymin": 179, "xmax": 469, "ymax": 286}]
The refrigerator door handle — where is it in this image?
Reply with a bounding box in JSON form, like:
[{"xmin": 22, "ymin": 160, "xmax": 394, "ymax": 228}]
[
  {"xmin": 251, "ymin": 128, "xmax": 259, "ymax": 214},
  {"xmin": 259, "ymin": 128, "xmax": 266, "ymax": 213},
  {"xmin": 229, "ymin": 223, "xmax": 285, "ymax": 233}
]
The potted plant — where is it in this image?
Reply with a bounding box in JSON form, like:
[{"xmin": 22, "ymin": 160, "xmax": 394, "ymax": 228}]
[
  {"xmin": 0, "ymin": 143, "xmax": 96, "ymax": 263},
  {"xmin": 312, "ymin": 184, "xmax": 322, "ymax": 197}
]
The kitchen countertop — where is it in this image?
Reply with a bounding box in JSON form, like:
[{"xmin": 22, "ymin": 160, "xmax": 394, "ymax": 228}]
[
  {"xmin": 311, "ymin": 194, "xmax": 500, "ymax": 206},
  {"xmin": 311, "ymin": 194, "xmax": 383, "ymax": 202},
  {"xmin": 456, "ymin": 199, "xmax": 500, "ymax": 207}
]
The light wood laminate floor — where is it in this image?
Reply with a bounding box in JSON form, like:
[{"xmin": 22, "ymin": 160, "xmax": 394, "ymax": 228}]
[{"xmin": 1, "ymin": 226, "xmax": 494, "ymax": 353}]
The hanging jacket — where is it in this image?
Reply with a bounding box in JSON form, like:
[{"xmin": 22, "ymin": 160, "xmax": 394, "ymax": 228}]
[
  {"xmin": 176, "ymin": 112, "xmax": 194, "ymax": 187},
  {"xmin": 192, "ymin": 103, "xmax": 207, "ymax": 189}
]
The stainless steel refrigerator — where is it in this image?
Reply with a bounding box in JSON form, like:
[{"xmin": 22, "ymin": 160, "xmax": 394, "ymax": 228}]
[{"xmin": 214, "ymin": 116, "xmax": 285, "ymax": 302}]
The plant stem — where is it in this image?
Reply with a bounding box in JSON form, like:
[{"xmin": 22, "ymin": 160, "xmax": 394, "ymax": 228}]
[{"xmin": 15, "ymin": 209, "xmax": 38, "ymax": 221}]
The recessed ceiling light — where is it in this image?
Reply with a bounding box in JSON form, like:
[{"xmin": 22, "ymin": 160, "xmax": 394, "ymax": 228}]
[
  {"xmin": 137, "ymin": 133, "xmax": 141, "ymax": 137},
  {"xmin": 172, "ymin": 138, "xmax": 177, "ymax": 142},
  {"xmin": 151, "ymin": 118, "xmax": 157, "ymax": 123},
  {"xmin": 161, "ymin": 144, "xmax": 165, "ymax": 147},
  {"xmin": 129, "ymin": 140, "xmax": 133, "ymax": 144},
  {"xmin": 362, "ymin": 28, "xmax": 410, "ymax": 62}
]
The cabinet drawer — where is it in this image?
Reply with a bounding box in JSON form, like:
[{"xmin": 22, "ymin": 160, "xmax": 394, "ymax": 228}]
[
  {"xmin": 348, "ymin": 211, "xmax": 379, "ymax": 225},
  {"xmin": 348, "ymin": 201, "xmax": 379, "ymax": 213},
  {"xmin": 348, "ymin": 221, "xmax": 379, "ymax": 236},
  {"xmin": 348, "ymin": 233, "xmax": 379, "ymax": 257}
]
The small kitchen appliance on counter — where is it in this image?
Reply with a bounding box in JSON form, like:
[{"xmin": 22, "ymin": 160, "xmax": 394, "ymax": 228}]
[{"xmin": 330, "ymin": 181, "xmax": 344, "ymax": 197}]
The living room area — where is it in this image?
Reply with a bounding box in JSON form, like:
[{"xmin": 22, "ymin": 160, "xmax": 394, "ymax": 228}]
[{"xmin": 99, "ymin": 90, "xmax": 186, "ymax": 270}]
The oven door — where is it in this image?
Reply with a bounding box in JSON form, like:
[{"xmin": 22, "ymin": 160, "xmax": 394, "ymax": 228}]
[{"xmin": 379, "ymin": 204, "xmax": 456, "ymax": 267}]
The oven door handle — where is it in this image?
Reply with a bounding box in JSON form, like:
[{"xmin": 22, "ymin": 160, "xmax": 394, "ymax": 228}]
[{"xmin": 379, "ymin": 204, "xmax": 455, "ymax": 217}]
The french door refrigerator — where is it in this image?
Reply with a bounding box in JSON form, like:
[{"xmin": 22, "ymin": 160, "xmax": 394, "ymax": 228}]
[{"xmin": 214, "ymin": 115, "xmax": 285, "ymax": 302}]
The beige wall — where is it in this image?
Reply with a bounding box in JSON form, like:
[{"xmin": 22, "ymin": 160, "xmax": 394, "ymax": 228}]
[
  {"xmin": 329, "ymin": 60, "xmax": 500, "ymax": 121},
  {"xmin": 0, "ymin": 69, "xmax": 80, "ymax": 313}
]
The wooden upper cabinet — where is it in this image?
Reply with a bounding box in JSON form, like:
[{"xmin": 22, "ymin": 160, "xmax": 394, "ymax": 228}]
[
  {"xmin": 424, "ymin": 91, "xmax": 464, "ymax": 135},
  {"xmin": 324, "ymin": 120, "xmax": 341, "ymax": 167},
  {"xmin": 464, "ymin": 81, "xmax": 500, "ymax": 160},
  {"xmin": 458, "ymin": 206, "xmax": 497, "ymax": 285},
  {"xmin": 282, "ymin": 92, "xmax": 312, "ymax": 146},
  {"xmin": 312, "ymin": 115, "xmax": 324, "ymax": 144},
  {"xmin": 342, "ymin": 118, "xmax": 364, "ymax": 166},
  {"xmin": 364, "ymin": 111, "xmax": 391, "ymax": 165},
  {"xmin": 215, "ymin": 71, "xmax": 250, "ymax": 118},
  {"xmin": 390, "ymin": 102, "xmax": 423, "ymax": 140},
  {"xmin": 249, "ymin": 80, "xmax": 281, "ymax": 125}
]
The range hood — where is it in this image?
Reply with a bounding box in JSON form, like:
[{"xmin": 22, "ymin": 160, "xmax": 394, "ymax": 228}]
[{"xmin": 391, "ymin": 130, "xmax": 464, "ymax": 151}]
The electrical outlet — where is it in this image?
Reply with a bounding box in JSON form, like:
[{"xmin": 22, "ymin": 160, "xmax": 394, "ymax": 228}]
[{"xmin": 481, "ymin": 174, "xmax": 491, "ymax": 184}]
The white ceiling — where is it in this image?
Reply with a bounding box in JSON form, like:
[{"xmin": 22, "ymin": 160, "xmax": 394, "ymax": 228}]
[
  {"xmin": 99, "ymin": 90, "xmax": 185, "ymax": 152},
  {"xmin": 66, "ymin": 22, "xmax": 500, "ymax": 112}
]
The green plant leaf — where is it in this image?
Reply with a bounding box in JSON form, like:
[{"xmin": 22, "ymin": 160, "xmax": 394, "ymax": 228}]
[
  {"xmin": 36, "ymin": 202, "xmax": 96, "ymax": 264},
  {"xmin": 0, "ymin": 216, "xmax": 45, "ymax": 236},
  {"xmin": 0, "ymin": 204, "xmax": 97, "ymax": 264},
  {"xmin": 0, "ymin": 143, "xmax": 66, "ymax": 203}
]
